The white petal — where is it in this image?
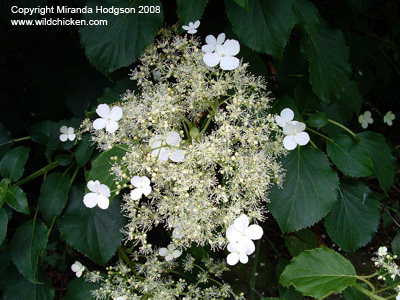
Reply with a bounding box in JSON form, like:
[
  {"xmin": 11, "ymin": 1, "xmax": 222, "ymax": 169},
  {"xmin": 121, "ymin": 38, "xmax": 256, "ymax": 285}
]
[
  {"xmin": 216, "ymin": 33, "xmax": 226, "ymax": 45},
  {"xmin": 275, "ymin": 116, "xmax": 287, "ymax": 127},
  {"xmin": 105, "ymin": 120, "xmax": 119, "ymax": 133},
  {"xmin": 172, "ymin": 250, "xmax": 182, "ymax": 258},
  {"xmin": 110, "ymin": 106, "xmax": 123, "ymax": 121},
  {"xmin": 187, "ymin": 29, "xmax": 197, "ymax": 34},
  {"xmin": 364, "ymin": 111, "xmax": 371, "ymax": 118},
  {"xmin": 159, "ymin": 247, "xmax": 169, "ymax": 256},
  {"xmin": 131, "ymin": 176, "xmax": 142, "ymax": 188},
  {"xmin": 141, "ymin": 185, "xmax": 152, "ymax": 196},
  {"xmin": 234, "ymin": 214, "xmax": 249, "ymax": 232},
  {"xmin": 68, "ymin": 134, "xmax": 76, "ymax": 141},
  {"xmin": 220, "ymin": 57, "xmax": 239, "ymax": 70},
  {"xmin": 227, "ymin": 253, "xmax": 239, "ymax": 266},
  {"xmin": 294, "ymin": 122, "xmax": 306, "ymax": 133},
  {"xmin": 245, "ymin": 224, "xmax": 263, "ymax": 240},
  {"xmin": 226, "ymin": 225, "xmax": 240, "ymax": 243},
  {"xmin": 71, "ymin": 262, "xmax": 82, "ymax": 272},
  {"xmin": 170, "ymin": 149, "xmax": 184, "ymax": 162},
  {"xmin": 203, "ymin": 53, "xmax": 221, "ymax": 67},
  {"xmin": 67, "ymin": 127, "xmax": 74, "ymax": 134},
  {"xmin": 158, "ymin": 147, "xmax": 170, "ymax": 161},
  {"xmin": 239, "ymin": 252, "xmax": 249, "ymax": 264},
  {"xmin": 93, "ymin": 118, "xmax": 107, "ymax": 130},
  {"xmin": 295, "ymin": 132, "xmax": 310, "ymax": 146},
  {"xmin": 59, "ymin": 134, "xmax": 68, "ymax": 142},
  {"xmin": 140, "ymin": 176, "xmax": 151, "ymax": 187},
  {"xmin": 151, "ymin": 138, "xmax": 162, "ymax": 149},
  {"xmin": 192, "ymin": 20, "xmax": 200, "ymax": 28},
  {"xmin": 227, "ymin": 242, "xmax": 238, "ymax": 253},
  {"xmin": 281, "ymin": 108, "xmax": 294, "ymax": 122},
  {"xmin": 165, "ymin": 254, "xmax": 174, "ymax": 261},
  {"xmin": 172, "ymin": 227, "xmax": 184, "ymax": 239},
  {"xmin": 98, "ymin": 184, "xmax": 110, "ymax": 197},
  {"xmin": 60, "ymin": 126, "xmax": 68, "ymax": 134},
  {"xmin": 97, "ymin": 195, "xmax": 109, "ymax": 209},
  {"xmin": 182, "ymin": 25, "xmax": 190, "ymax": 30},
  {"xmin": 283, "ymin": 135, "xmax": 297, "ymax": 150},
  {"xmin": 165, "ymin": 131, "xmax": 181, "ymax": 146},
  {"xmin": 223, "ymin": 39, "xmax": 240, "ymax": 56},
  {"xmin": 87, "ymin": 180, "xmax": 99, "ymax": 192},
  {"xmin": 76, "ymin": 269, "xmax": 83, "ymax": 277},
  {"xmin": 202, "ymin": 44, "xmax": 216, "ymax": 53},
  {"xmin": 205, "ymin": 34, "xmax": 217, "ymax": 45},
  {"xmin": 96, "ymin": 104, "xmax": 111, "ymax": 118},
  {"xmin": 242, "ymin": 238, "xmax": 255, "ymax": 255},
  {"xmin": 283, "ymin": 123, "xmax": 295, "ymax": 135},
  {"xmin": 83, "ymin": 193, "xmax": 98, "ymax": 208},
  {"xmin": 130, "ymin": 188, "xmax": 143, "ymax": 200}
]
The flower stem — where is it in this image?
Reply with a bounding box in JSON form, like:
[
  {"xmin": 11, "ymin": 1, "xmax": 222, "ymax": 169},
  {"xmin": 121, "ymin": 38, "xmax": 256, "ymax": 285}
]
[
  {"xmin": 14, "ymin": 162, "xmax": 59, "ymax": 186},
  {"xmin": 14, "ymin": 136, "xmax": 31, "ymax": 142},
  {"xmin": 307, "ymin": 127, "xmax": 333, "ymax": 142},
  {"xmin": 327, "ymin": 119, "xmax": 357, "ymax": 138},
  {"xmin": 250, "ymin": 240, "xmax": 261, "ymax": 300},
  {"xmin": 353, "ymin": 283, "xmax": 387, "ymax": 300}
]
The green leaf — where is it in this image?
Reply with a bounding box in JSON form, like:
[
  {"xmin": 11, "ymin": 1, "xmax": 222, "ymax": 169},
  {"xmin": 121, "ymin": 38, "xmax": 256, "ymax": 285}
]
[
  {"xmin": 300, "ymin": 22, "xmax": 351, "ymax": 101},
  {"xmin": 1, "ymin": 265, "xmax": 55, "ymax": 300},
  {"xmin": 10, "ymin": 220, "xmax": 48, "ymax": 283},
  {"xmin": 28, "ymin": 120, "xmax": 55, "ymax": 146},
  {"xmin": 0, "ymin": 208, "xmax": 7, "ymax": 246},
  {"xmin": 226, "ymin": 0, "xmax": 297, "ymax": 59},
  {"xmin": 62, "ymin": 277, "xmax": 101, "ymax": 300},
  {"xmin": 232, "ymin": 0, "xmax": 249, "ymax": 9},
  {"xmin": 284, "ymin": 229, "xmax": 319, "ymax": 257},
  {"xmin": 358, "ymin": 131, "xmax": 396, "ymax": 191},
  {"xmin": 0, "ymin": 178, "xmax": 10, "ymax": 201},
  {"xmin": 269, "ymin": 147, "xmax": 339, "ymax": 232},
  {"xmin": 54, "ymin": 154, "xmax": 73, "ymax": 166},
  {"xmin": 327, "ymin": 134, "xmax": 373, "ymax": 177},
  {"xmin": 0, "ymin": 146, "xmax": 30, "ymax": 182},
  {"xmin": 391, "ymin": 232, "xmax": 400, "ymax": 257},
  {"xmin": 336, "ymin": 80, "xmax": 363, "ymax": 116},
  {"xmin": 87, "ymin": 146, "xmax": 129, "ymax": 198},
  {"xmin": 280, "ymin": 248, "xmax": 356, "ymax": 298},
  {"xmin": 79, "ymin": 0, "xmax": 164, "ymax": 74},
  {"xmin": 58, "ymin": 185, "xmax": 125, "ymax": 265},
  {"xmin": 5, "ymin": 185, "xmax": 30, "ymax": 214},
  {"xmin": 294, "ymin": 0, "xmax": 320, "ymax": 34},
  {"xmin": 0, "ymin": 122, "xmax": 13, "ymax": 159},
  {"xmin": 343, "ymin": 285, "xmax": 367, "ymax": 300},
  {"xmin": 38, "ymin": 172, "xmax": 71, "ymax": 224},
  {"xmin": 324, "ymin": 181, "xmax": 380, "ymax": 252},
  {"xmin": 177, "ymin": 0, "xmax": 209, "ymax": 27},
  {"xmin": 75, "ymin": 135, "xmax": 95, "ymax": 167},
  {"xmin": 97, "ymin": 78, "xmax": 136, "ymax": 105},
  {"xmin": 308, "ymin": 112, "xmax": 328, "ymax": 128}
]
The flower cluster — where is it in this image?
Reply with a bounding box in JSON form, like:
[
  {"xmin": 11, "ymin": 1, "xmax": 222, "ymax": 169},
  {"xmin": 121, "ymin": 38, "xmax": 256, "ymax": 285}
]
[
  {"xmin": 81, "ymin": 25, "xmax": 285, "ymax": 299},
  {"xmin": 358, "ymin": 110, "xmax": 396, "ymax": 128},
  {"xmin": 372, "ymin": 246, "xmax": 400, "ymax": 280},
  {"xmin": 276, "ymin": 108, "xmax": 310, "ymax": 150}
]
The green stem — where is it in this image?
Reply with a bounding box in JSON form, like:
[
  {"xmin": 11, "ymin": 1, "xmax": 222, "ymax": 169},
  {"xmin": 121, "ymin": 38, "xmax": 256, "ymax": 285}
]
[
  {"xmin": 118, "ymin": 247, "xmax": 138, "ymax": 275},
  {"xmin": 250, "ymin": 240, "xmax": 261, "ymax": 300},
  {"xmin": 307, "ymin": 127, "xmax": 333, "ymax": 142},
  {"xmin": 357, "ymin": 276, "xmax": 376, "ymax": 292},
  {"xmin": 14, "ymin": 136, "xmax": 31, "ymax": 142},
  {"xmin": 327, "ymin": 119, "xmax": 357, "ymax": 138},
  {"xmin": 353, "ymin": 284, "xmax": 386, "ymax": 300},
  {"xmin": 308, "ymin": 138, "xmax": 318, "ymax": 149},
  {"xmin": 70, "ymin": 166, "xmax": 79, "ymax": 184},
  {"xmin": 47, "ymin": 216, "xmax": 57, "ymax": 238},
  {"xmin": 14, "ymin": 162, "xmax": 59, "ymax": 186}
]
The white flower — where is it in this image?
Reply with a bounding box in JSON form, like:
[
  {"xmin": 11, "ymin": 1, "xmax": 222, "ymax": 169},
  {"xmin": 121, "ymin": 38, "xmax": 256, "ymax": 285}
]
[
  {"xmin": 226, "ymin": 214, "xmax": 263, "ymax": 247},
  {"xmin": 201, "ymin": 33, "xmax": 226, "ymax": 53},
  {"xmin": 116, "ymin": 297, "xmax": 126, "ymax": 300},
  {"xmin": 384, "ymin": 111, "xmax": 395, "ymax": 126},
  {"xmin": 396, "ymin": 293, "xmax": 400, "ymax": 300},
  {"xmin": 282, "ymin": 122, "xmax": 310, "ymax": 150},
  {"xmin": 182, "ymin": 20, "xmax": 200, "ymax": 34},
  {"xmin": 203, "ymin": 39, "xmax": 240, "ymax": 70},
  {"xmin": 159, "ymin": 244, "xmax": 182, "ymax": 261},
  {"xmin": 150, "ymin": 131, "xmax": 184, "ymax": 162},
  {"xmin": 130, "ymin": 176, "xmax": 152, "ymax": 200},
  {"xmin": 59, "ymin": 126, "xmax": 76, "ymax": 142},
  {"xmin": 227, "ymin": 241, "xmax": 250, "ymax": 266},
  {"xmin": 358, "ymin": 111, "xmax": 373, "ymax": 129},
  {"xmin": 152, "ymin": 70, "xmax": 162, "ymax": 81},
  {"xmin": 275, "ymin": 108, "xmax": 295, "ymax": 128},
  {"xmin": 378, "ymin": 246, "xmax": 388, "ymax": 257},
  {"xmin": 83, "ymin": 180, "xmax": 110, "ymax": 209},
  {"xmin": 172, "ymin": 226, "xmax": 184, "ymax": 239},
  {"xmin": 93, "ymin": 104, "xmax": 123, "ymax": 133},
  {"xmin": 71, "ymin": 261, "xmax": 85, "ymax": 277}
]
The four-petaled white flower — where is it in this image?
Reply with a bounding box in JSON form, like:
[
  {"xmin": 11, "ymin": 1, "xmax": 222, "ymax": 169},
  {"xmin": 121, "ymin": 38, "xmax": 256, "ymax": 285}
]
[
  {"xmin": 159, "ymin": 244, "xmax": 182, "ymax": 261},
  {"xmin": 377, "ymin": 246, "xmax": 388, "ymax": 257},
  {"xmin": 71, "ymin": 261, "xmax": 85, "ymax": 277},
  {"xmin": 226, "ymin": 214, "xmax": 263, "ymax": 266},
  {"xmin": 201, "ymin": 33, "xmax": 226, "ymax": 53},
  {"xmin": 93, "ymin": 104, "xmax": 123, "ymax": 133},
  {"xmin": 384, "ymin": 111, "xmax": 395, "ymax": 126},
  {"xmin": 182, "ymin": 20, "xmax": 200, "ymax": 34},
  {"xmin": 130, "ymin": 176, "xmax": 152, "ymax": 200},
  {"xmin": 83, "ymin": 180, "xmax": 111, "ymax": 209},
  {"xmin": 358, "ymin": 111, "xmax": 373, "ymax": 129},
  {"xmin": 150, "ymin": 131, "xmax": 184, "ymax": 162},
  {"xmin": 282, "ymin": 122, "xmax": 310, "ymax": 150},
  {"xmin": 203, "ymin": 39, "xmax": 240, "ymax": 70},
  {"xmin": 275, "ymin": 108, "xmax": 294, "ymax": 128},
  {"xmin": 59, "ymin": 126, "xmax": 76, "ymax": 142}
]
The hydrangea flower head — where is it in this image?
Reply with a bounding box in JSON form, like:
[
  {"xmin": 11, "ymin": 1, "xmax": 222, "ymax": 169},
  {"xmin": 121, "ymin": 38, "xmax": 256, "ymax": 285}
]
[
  {"xmin": 83, "ymin": 180, "xmax": 110, "ymax": 209},
  {"xmin": 275, "ymin": 108, "xmax": 295, "ymax": 128},
  {"xmin": 201, "ymin": 33, "xmax": 226, "ymax": 53},
  {"xmin": 282, "ymin": 122, "xmax": 310, "ymax": 150},
  {"xmin": 159, "ymin": 244, "xmax": 182, "ymax": 261},
  {"xmin": 130, "ymin": 176, "xmax": 152, "ymax": 200},
  {"xmin": 203, "ymin": 39, "xmax": 240, "ymax": 70},
  {"xmin": 358, "ymin": 111, "xmax": 373, "ymax": 129},
  {"xmin": 384, "ymin": 111, "xmax": 395, "ymax": 126},
  {"xmin": 182, "ymin": 20, "xmax": 200, "ymax": 34},
  {"xmin": 93, "ymin": 103, "xmax": 123, "ymax": 133},
  {"xmin": 59, "ymin": 126, "xmax": 76, "ymax": 142},
  {"xmin": 71, "ymin": 261, "xmax": 85, "ymax": 277}
]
